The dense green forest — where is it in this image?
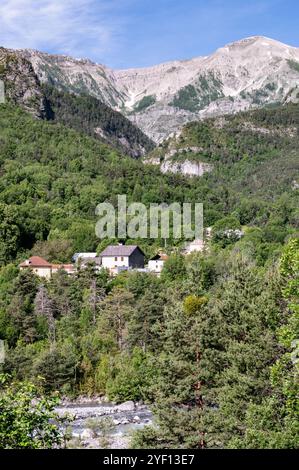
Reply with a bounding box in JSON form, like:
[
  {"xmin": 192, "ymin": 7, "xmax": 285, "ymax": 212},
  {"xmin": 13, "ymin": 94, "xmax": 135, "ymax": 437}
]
[
  {"xmin": 0, "ymin": 100, "xmax": 298, "ymax": 449},
  {"xmin": 0, "ymin": 102, "xmax": 298, "ymax": 264},
  {"xmin": 43, "ymin": 85, "xmax": 155, "ymax": 158}
]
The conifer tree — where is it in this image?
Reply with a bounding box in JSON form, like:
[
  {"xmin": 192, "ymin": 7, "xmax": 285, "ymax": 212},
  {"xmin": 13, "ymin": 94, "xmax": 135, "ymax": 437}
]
[
  {"xmin": 230, "ymin": 239, "xmax": 299, "ymax": 448},
  {"xmin": 8, "ymin": 271, "xmax": 38, "ymax": 344},
  {"xmin": 134, "ymin": 254, "xmax": 282, "ymax": 449},
  {"xmin": 134, "ymin": 294, "xmax": 209, "ymax": 449},
  {"xmin": 99, "ymin": 288, "xmax": 134, "ymax": 352},
  {"xmin": 34, "ymin": 285, "xmax": 56, "ymax": 345},
  {"xmin": 200, "ymin": 254, "xmax": 282, "ymax": 447}
]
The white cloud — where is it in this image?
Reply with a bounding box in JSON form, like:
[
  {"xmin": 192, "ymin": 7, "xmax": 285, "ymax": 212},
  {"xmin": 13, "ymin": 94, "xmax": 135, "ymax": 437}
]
[{"xmin": 0, "ymin": 0, "xmax": 126, "ymax": 61}]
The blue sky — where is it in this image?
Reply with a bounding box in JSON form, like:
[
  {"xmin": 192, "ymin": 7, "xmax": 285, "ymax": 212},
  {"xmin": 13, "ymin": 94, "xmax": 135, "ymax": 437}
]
[{"xmin": 0, "ymin": 0, "xmax": 298, "ymax": 69}]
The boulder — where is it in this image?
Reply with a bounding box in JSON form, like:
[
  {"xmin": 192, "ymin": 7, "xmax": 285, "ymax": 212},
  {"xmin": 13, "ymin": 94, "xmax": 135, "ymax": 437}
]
[
  {"xmin": 81, "ymin": 429, "xmax": 94, "ymax": 440},
  {"xmin": 117, "ymin": 401, "xmax": 135, "ymax": 412}
]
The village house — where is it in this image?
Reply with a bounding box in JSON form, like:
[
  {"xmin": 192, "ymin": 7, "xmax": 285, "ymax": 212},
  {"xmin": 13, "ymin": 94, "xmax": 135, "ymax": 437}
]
[
  {"xmin": 73, "ymin": 253, "xmax": 97, "ymax": 262},
  {"xmin": 19, "ymin": 256, "xmax": 75, "ymax": 279},
  {"xmin": 100, "ymin": 245, "xmax": 145, "ymax": 275},
  {"xmin": 148, "ymin": 253, "xmax": 169, "ymax": 275},
  {"xmin": 73, "ymin": 252, "xmax": 102, "ymax": 270}
]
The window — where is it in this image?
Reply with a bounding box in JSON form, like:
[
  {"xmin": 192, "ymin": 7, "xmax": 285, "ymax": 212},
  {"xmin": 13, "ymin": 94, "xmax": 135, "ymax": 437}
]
[
  {"xmin": 121, "ymin": 257, "xmax": 124, "ymax": 261},
  {"xmin": 115, "ymin": 257, "xmax": 118, "ymax": 261}
]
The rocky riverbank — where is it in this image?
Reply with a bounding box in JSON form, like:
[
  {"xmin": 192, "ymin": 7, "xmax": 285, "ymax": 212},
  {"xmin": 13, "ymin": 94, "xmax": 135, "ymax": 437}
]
[{"xmin": 56, "ymin": 399, "xmax": 153, "ymax": 449}]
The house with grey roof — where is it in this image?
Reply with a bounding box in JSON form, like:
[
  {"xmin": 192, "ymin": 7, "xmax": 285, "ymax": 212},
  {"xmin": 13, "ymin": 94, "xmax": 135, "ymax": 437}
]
[{"xmin": 99, "ymin": 245, "xmax": 145, "ymax": 274}]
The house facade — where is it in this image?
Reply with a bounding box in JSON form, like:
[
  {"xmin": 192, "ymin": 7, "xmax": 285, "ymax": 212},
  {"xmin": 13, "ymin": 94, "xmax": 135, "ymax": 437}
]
[
  {"xmin": 19, "ymin": 256, "xmax": 75, "ymax": 279},
  {"xmin": 148, "ymin": 253, "xmax": 169, "ymax": 275},
  {"xmin": 100, "ymin": 245, "xmax": 145, "ymax": 274}
]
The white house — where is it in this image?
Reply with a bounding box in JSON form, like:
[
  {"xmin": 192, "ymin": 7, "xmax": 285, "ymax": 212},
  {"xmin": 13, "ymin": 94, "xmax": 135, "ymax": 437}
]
[
  {"xmin": 148, "ymin": 253, "xmax": 169, "ymax": 275},
  {"xmin": 99, "ymin": 245, "xmax": 145, "ymax": 274}
]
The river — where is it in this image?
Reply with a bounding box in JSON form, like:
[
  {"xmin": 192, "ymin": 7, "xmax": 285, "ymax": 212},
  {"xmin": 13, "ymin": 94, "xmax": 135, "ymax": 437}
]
[{"xmin": 55, "ymin": 399, "xmax": 153, "ymax": 449}]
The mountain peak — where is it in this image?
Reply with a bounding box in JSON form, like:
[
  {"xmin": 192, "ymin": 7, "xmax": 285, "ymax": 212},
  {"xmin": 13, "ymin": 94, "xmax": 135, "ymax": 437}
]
[
  {"xmin": 6, "ymin": 36, "xmax": 299, "ymax": 143},
  {"xmin": 224, "ymin": 35, "xmax": 294, "ymax": 50}
]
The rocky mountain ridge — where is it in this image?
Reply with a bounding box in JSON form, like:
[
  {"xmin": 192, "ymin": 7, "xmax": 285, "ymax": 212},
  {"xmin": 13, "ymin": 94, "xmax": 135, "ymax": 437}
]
[
  {"xmin": 0, "ymin": 47, "xmax": 51, "ymax": 118},
  {"xmin": 16, "ymin": 36, "xmax": 299, "ymax": 142},
  {"xmin": 0, "ymin": 48, "xmax": 154, "ymax": 157}
]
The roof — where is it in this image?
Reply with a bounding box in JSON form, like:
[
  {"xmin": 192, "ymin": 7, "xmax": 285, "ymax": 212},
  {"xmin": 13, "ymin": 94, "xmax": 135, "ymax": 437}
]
[
  {"xmin": 73, "ymin": 253, "xmax": 97, "ymax": 261},
  {"xmin": 150, "ymin": 253, "xmax": 169, "ymax": 261},
  {"xmin": 20, "ymin": 256, "xmax": 52, "ymax": 268},
  {"xmin": 20, "ymin": 257, "xmax": 75, "ymax": 270},
  {"xmin": 100, "ymin": 245, "xmax": 145, "ymax": 257}
]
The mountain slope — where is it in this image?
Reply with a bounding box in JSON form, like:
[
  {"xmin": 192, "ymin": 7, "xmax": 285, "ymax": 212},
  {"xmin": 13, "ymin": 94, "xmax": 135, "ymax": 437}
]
[
  {"xmin": 0, "ymin": 47, "xmax": 154, "ymax": 157},
  {"xmin": 145, "ymin": 102, "xmax": 299, "ymax": 187},
  {"xmin": 43, "ymin": 85, "xmax": 154, "ymax": 158},
  {"xmin": 0, "ymin": 101, "xmax": 297, "ymax": 262},
  {"xmin": 19, "ymin": 36, "xmax": 299, "ymax": 142}
]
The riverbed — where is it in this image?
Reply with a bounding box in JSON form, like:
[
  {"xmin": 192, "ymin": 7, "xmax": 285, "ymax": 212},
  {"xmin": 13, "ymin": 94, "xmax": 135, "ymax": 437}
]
[{"xmin": 55, "ymin": 399, "xmax": 153, "ymax": 449}]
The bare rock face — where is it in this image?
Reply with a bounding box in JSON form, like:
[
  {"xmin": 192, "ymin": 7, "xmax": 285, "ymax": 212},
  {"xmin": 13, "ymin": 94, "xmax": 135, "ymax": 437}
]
[
  {"xmin": 21, "ymin": 49, "xmax": 127, "ymax": 110},
  {"xmin": 0, "ymin": 47, "xmax": 49, "ymax": 118},
  {"xmin": 18, "ymin": 36, "xmax": 299, "ymax": 142},
  {"xmin": 161, "ymin": 160, "xmax": 213, "ymax": 177},
  {"xmin": 115, "ymin": 36, "xmax": 299, "ymax": 141}
]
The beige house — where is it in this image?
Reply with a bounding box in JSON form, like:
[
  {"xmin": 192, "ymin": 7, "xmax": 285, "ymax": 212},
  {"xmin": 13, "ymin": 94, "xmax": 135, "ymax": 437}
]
[{"xmin": 20, "ymin": 256, "xmax": 75, "ymax": 279}]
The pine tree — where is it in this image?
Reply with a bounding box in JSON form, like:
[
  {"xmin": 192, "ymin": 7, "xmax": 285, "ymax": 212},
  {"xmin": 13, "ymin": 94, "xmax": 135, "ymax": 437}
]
[
  {"xmin": 128, "ymin": 287, "xmax": 165, "ymax": 353},
  {"xmin": 134, "ymin": 293, "xmax": 209, "ymax": 449},
  {"xmin": 134, "ymin": 253, "xmax": 282, "ymax": 449},
  {"xmin": 34, "ymin": 285, "xmax": 56, "ymax": 346},
  {"xmin": 230, "ymin": 239, "xmax": 299, "ymax": 448},
  {"xmin": 200, "ymin": 254, "xmax": 282, "ymax": 448},
  {"xmin": 8, "ymin": 271, "xmax": 38, "ymax": 344},
  {"xmin": 99, "ymin": 288, "xmax": 134, "ymax": 352}
]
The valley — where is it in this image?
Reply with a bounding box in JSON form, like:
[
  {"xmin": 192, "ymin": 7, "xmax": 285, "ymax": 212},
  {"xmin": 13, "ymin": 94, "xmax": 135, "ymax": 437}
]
[{"xmin": 0, "ymin": 34, "xmax": 298, "ymax": 451}]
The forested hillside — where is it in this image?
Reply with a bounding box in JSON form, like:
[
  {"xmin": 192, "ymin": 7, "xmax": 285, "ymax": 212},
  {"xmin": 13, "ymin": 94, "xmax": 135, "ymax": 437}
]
[
  {"xmin": 0, "ymin": 48, "xmax": 154, "ymax": 158},
  {"xmin": 0, "ymin": 102, "xmax": 298, "ymax": 264},
  {"xmin": 0, "ymin": 100, "xmax": 298, "ymax": 449},
  {"xmin": 149, "ymin": 102, "xmax": 299, "ymax": 183},
  {"xmin": 43, "ymin": 85, "xmax": 155, "ymax": 158}
]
